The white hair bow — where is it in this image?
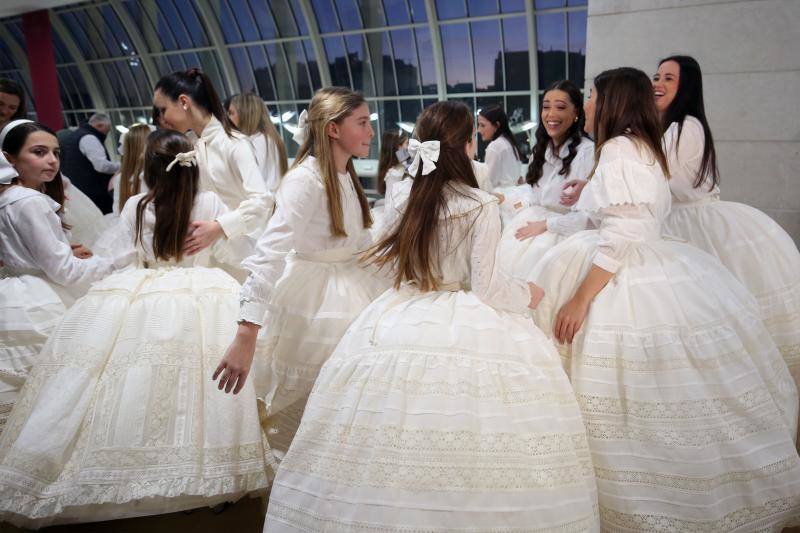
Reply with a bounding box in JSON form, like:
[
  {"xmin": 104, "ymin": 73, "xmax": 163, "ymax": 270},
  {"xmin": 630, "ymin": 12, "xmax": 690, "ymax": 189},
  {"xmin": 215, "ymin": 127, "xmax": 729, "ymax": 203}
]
[
  {"xmin": 166, "ymin": 150, "xmax": 197, "ymax": 172},
  {"xmin": 292, "ymin": 109, "xmax": 309, "ymax": 146},
  {"xmin": 407, "ymin": 139, "xmax": 440, "ymax": 177},
  {"xmin": 0, "ymin": 119, "xmax": 34, "ymax": 184}
]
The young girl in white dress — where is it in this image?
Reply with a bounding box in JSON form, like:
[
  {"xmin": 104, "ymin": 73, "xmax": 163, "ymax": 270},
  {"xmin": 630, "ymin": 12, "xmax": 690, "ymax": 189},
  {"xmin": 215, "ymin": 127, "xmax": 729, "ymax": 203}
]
[
  {"xmin": 369, "ymin": 128, "xmax": 409, "ymax": 240},
  {"xmin": 227, "ymin": 92, "xmax": 288, "ymax": 196},
  {"xmin": 654, "ymin": 55, "xmax": 800, "ymax": 412},
  {"xmin": 262, "ymin": 100, "xmax": 599, "ymax": 532},
  {"xmin": 477, "ymin": 105, "xmax": 522, "ymax": 189},
  {"xmin": 214, "ymin": 87, "xmax": 388, "ymax": 459},
  {"xmin": 0, "ymin": 130, "xmax": 269, "ymax": 528},
  {"xmin": 529, "ymin": 67, "xmax": 800, "ymax": 532},
  {"xmin": 153, "ymin": 69, "xmax": 269, "ymax": 280},
  {"xmin": 497, "ymin": 80, "xmax": 595, "ymax": 278},
  {"xmin": 0, "ymin": 120, "xmax": 121, "ymax": 437}
]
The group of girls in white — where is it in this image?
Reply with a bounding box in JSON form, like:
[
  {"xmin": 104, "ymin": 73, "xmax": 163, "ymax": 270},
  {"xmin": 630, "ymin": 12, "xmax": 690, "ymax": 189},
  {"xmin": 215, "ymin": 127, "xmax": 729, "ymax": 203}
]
[{"xmin": 0, "ymin": 53, "xmax": 798, "ymax": 533}]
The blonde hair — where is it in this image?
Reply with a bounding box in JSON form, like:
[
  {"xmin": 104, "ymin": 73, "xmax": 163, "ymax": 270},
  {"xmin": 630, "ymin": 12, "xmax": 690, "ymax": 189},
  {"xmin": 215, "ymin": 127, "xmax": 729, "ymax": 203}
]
[
  {"xmin": 229, "ymin": 93, "xmax": 288, "ymax": 178},
  {"xmin": 293, "ymin": 87, "xmax": 372, "ymax": 237},
  {"xmin": 118, "ymin": 124, "xmax": 151, "ymax": 212}
]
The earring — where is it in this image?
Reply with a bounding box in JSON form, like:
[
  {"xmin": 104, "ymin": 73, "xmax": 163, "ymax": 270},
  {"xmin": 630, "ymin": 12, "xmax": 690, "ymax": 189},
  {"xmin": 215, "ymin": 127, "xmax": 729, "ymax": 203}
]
[
  {"xmin": 183, "ymin": 105, "xmax": 188, "ymax": 111},
  {"xmin": 574, "ymin": 117, "xmax": 578, "ymax": 123}
]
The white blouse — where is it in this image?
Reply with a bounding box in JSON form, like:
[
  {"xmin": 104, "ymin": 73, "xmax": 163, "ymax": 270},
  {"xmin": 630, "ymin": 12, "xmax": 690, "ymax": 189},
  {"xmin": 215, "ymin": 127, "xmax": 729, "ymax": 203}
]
[
  {"xmin": 193, "ymin": 116, "xmax": 270, "ymax": 239},
  {"xmin": 574, "ymin": 136, "xmax": 672, "ymax": 274},
  {"xmin": 382, "ymin": 179, "xmax": 531, "ymax": 314},
  {"xmin": 116, "ymin": 190, "xmax": 248, "ymax": 268},
  {"xmin": 484, "ymin": 136, "xmax": 522, "ymax": 188},
  {"xmin": 239, "ymin": 156, "xmax": 373, "ymax": 325},
  {"xmin": 663, "ymin": 115, "xmax": 720, "ymax": 203},
  {"xmin": 248, "ymin": 132, "xmax": 283, "ymax": 194},
  {"xmin": 532, "ymin": 137, "xmax": 595, "ymax": 235},
  {"xmin": 0, "ymin": 186, "xmax": 121, "ymax": 290}
]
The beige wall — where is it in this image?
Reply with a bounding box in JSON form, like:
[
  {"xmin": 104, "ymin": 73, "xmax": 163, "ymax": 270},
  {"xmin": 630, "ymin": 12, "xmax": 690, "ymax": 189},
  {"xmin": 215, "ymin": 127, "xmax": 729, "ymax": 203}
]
[{"xmin": 585, "ymin": 0, "xmax": 800, "ymax": 241}]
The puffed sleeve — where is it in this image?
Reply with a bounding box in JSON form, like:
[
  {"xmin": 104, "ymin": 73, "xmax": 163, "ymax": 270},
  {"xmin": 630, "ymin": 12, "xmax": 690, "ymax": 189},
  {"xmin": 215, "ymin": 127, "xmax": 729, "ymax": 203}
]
[
  {"xmin": 215, "ymin": 138, "xmax": 271, "ymax": 239},
  {"xmin": 17, "ymin": 196, "xmax": 121, "ymax": 287},
  {"xmin": 469, "ymin": 200, "xmax": 531, "ymax": 314},
  {"xmin": 665, "ymin": 117, "xmax": 706, "ymax": 190},
  {"xmin": 574, "ymin": 153, "xmax": 662, "ymax": 274},
  {"xmin": 238, "ymin": 168, "xmax": 321, "ymax": 325}
]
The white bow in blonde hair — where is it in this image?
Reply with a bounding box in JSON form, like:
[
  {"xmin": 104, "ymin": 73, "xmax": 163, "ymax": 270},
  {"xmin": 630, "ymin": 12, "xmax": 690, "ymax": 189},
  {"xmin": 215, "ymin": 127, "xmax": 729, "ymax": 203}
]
[
  {"xmin": 292, "ymin": 109, "xmax": 309, "ymax": 146},
  {"xmin": 166, "ymin": 150, "xmax": 197, "ymax": 172},
  {"xmin": 407, "ymin": 139, "xmax": 440, "ymax": 176}
]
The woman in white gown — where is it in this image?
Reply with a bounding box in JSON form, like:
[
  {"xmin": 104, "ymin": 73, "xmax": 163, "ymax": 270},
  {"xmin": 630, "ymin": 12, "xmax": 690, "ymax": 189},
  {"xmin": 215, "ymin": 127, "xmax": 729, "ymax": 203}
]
[
  {"xmin": 263, "ymin": 101, "xmax": 600, "ymax": 532},
  {"xmin": 497, "ymin": 80, "xmax": 595, "ymax": 278},
  {"xmin": 153, "ymin": 68, "xmax": 270, "ymax": 281},
  {"xmin": 654, "ymin": 55, "xmax": 800, "ymax": 407},
  {"xmin": 0, "ymin": 130, "xmax": 269, "ymax": 528},
  {"xmin": 0, "ymin": 120, "xmax": 121, "ymax": 437},
  {"xmin": 214, "ymin": 88, "xmax": 388, "ymax": 460},
  {"xmin": 529, "ymin": 67, "xmax": 800, "ymax": 532},
  {"xmin": 477, "ymin": 104, "xmax": 522, "ymax": 190},
  {"xmin": 227, "ymin": 92, "xmax": 288, "ymax": 197}
]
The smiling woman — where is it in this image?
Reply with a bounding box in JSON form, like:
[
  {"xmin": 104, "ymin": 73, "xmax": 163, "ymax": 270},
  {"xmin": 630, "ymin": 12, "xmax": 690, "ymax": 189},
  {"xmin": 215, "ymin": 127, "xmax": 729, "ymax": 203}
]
[{"xmin": 0, "ymin": 79, "xmax": 26, "ymax": 130}]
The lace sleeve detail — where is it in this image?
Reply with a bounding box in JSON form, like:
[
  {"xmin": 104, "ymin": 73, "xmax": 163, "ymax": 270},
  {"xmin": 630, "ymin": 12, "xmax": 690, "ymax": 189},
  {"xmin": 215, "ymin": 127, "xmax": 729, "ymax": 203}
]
[{"xmin": 469, "ymin": 200, "xmax": 531, "ymax": 314}]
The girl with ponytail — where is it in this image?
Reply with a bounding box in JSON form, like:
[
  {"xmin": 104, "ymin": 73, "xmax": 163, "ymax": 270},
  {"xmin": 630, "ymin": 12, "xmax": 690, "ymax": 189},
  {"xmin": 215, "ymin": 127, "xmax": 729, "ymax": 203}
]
[{"xmin": 0, "ymin": 129, "xmax": 269, "ymax": 527}]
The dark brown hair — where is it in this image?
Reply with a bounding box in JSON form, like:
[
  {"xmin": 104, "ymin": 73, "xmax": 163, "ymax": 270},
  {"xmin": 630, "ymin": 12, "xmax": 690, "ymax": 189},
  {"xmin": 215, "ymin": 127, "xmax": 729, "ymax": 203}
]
[
  {"xmin": 658, "ymin": 55, "xmax": 718, "ymax": 189},
  {"xmin": 0, "ymin": 79, "xmax": 27, "ymax": 121},
  {"xmin": 293, "ymin": 87, "xmax": 372, "ymax": 237},
  {"xmin": 135, "ymin": 129, "xmax": 199, "ymax": 262},
  {"xmin": 154, "ymin": 68, "xmax": 232, "ymax": 136},
  {"xmin": 591, "ymin": 67, "xmax": 669, "ymax": 177},
  {"xmin": 366, "ymin": 101, "xmax": 479, "ymax": 291},
  {"xmin": 527, "ymin": 80, "xmax": 589, "ymax": 186},
  {"xmin": 118, "ymin": 124, "xmax": 150, "ymax": 212},
  {"xmin": 377, "ymin": 129, "xmax": 407, "ymax": 196}
]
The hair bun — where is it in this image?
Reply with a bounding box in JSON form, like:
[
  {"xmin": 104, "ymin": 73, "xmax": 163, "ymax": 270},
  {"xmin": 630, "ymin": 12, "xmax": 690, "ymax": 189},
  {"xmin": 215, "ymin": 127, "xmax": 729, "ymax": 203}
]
[{"xmin": 186, "ymin": 67, "xmax": 203, "ymax": 78}]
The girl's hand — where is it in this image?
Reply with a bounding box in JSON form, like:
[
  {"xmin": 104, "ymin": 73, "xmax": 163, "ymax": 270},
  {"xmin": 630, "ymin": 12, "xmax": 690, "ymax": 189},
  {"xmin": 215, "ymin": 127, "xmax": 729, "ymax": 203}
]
[
  {"xmin": 527, "ymin": 282, "xmax": 544, "ymax": 309},
  {"xmin": 492, "ymin": 192, "xmax": 505, "ymax": 204},
  {"xmin": 560, "ymin": 179, "xmax": 588, "ymax": 206},
  {"xmin": 71, "ymin": 243, "xmax": 93, "ymax": 259},
  {"xmin": 184, "ymin": 220, "xmax": 224, "ymax": 256},
  {"xmin": 515, "ymin": 220, "xmax": 547, "ymax": 241},
  {"xmin": 554, "ymin": 296, "xmax": 590, "ymax": 344},
  {"xmin": 214, "ymin": 323, "xmax": 259, "ymax": 394}
]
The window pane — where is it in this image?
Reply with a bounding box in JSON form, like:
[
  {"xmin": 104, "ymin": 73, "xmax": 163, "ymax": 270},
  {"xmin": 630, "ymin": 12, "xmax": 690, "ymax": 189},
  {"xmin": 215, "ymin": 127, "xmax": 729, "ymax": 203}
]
[
  {"xmin": 441, "ymin": 24, "xmax": 473, "ymax": 93},
  {"xmin": 503, "ymin": 17, "xmax": 529, "ymax": 91},
  {"xmin": 383, "ymin": 0, "xmax": 410, "ymax": 25},
  {"xmin": 568, "ymin": 10, "xmax": 587, "ymax": 87},
  {"xmin": 60, "ymin": 12, "xmax": 100, "ymax": 60},
  {"xmin": 377, "ymin": 99, "xmax": 400, "ymax": 137},
  {"xmin": 52, "ymin": 29, "xmax": 74, "ymax": 64},
  {"xmin": 158, "ymin": 0, "xmax": 195, "ymax": 49},
  {"xmin": 218, "ymin": 1, "xmax": 244, "ymax": 43},
  {"xmin": 249, "ymin": 0, "xmax": 278, "ymax": 40},
  {"xmin": 345, "ymin": 34, "xmax": 375, "ymax": 96},
  {"xmin": 57, "ymin": 69, "xmax": 77, "ymax": 110},
  {"xmin": 535, "ymin": 0, "xmax": 565, "ymax": 7},
  {"xmin": 500, "ymin": 0, "xmax": 525, "ymax": 12},
  {"xmin": 283, "ymin": 41, "xmax": 315, "ymax": 99},
  {"xmin": 270, "ymin": 0, "xmax": 301, "ymax": 37},
  {"xmin": 323, "ymin": 37, "xmax": 351, "ymax": 87},
  {"xmin": 436, "ymin": 0, "xmax": 466, "ymax": 19},
  {"xmin": 358, "ymin": 0, "xmax": 387, "ymax": 28},
  {"xmin": 471, "ymin": 20, "xmax": 502, "ymax": 92},
  {"xmin": 228, "ymin": 0, "xmax": 261, "ymax": 41},
  {"xmin": 568, "ymin": 0, "xmax": 588, "ymax": 5},
  {"xmin": 267, "ymin": 43, "xmax": 296, "ymax": 100},
  {"xmin": 409, "ymin": 0, "xmax": 427, "ymax": 22},
  {"xmin": 68, "ymin": 66, "xmax": 93, "ymax": 108},
  {"xmin": 400, "ymin": 99, "xmax": 422, "ymax": 125},
  {"xmin": 415, "ymin": 28, "xmax": 437, "ymax": 95},
  {"xmin": 336, "ymin": 0, "xmax": 362, "ymax": 30},
  {"xmin": 313, "ymin": 0, "xmax": 340, "ymax": 33},
  {"xmin": 468, "ymin": 0, "xmax": 498, "ymax": 17},
  {"xmin": 506, "ymin": 94, "xmax": 532, "ymax": 159},
  {"xmin": 0, "ymin": 41, "xmax": 18, "ymax": 70},
  {"xmin": 247, "ymin": 46, "xmax": 277, "ymax": 100},
  {"xmin": 374, "ymin": 33, "xmax": 397, "ymax": 96},
  {"xmin": 303, "ymin": 40, "xmax": 322, "ymax": 90},
  {"xmin": 289, "ymin": 0, "xmax": 309, "ymax": 35},
  {"xmin": 230, "ymin": 47, "xmax": 258, "ymax": 94},
  {"xmin": 536, "ymin": 13, "xmax": 566, "ymax": 89},
  {"xmin": 391, "ymin": 29, "xmax": 421, "ymax": 95}
]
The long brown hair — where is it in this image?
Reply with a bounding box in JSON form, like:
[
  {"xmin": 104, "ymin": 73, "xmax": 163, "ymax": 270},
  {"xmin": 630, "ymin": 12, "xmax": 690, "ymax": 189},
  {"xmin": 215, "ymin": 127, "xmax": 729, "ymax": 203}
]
[
  {"xmin": 366, "ymin": 101, "xmax": 479, "ymax": 291},
  {"xmin": 377, "ymin": 129, "xmax": 407, "ymax": 196},
  {"xmin": 591, "ymin": 67, "xmax": 669, "ymax": 177},
  {"xmin": 0, "ymin": 121, "xmax": 68, "ymax": 227},
  {"xmin": 118, "ymin": 123, "xmax": 150, "ymax": 212},
  {"xmin": 293, "ymin": 87, "xmax": 372, "ymax": 237},
  {"xmin": 228, "ymin": 93, "xmax": 288, "ymax": 178},
  {"xmin": 135, "ymin": 129, "xmax": 199, "ymax": 262},
  {"xmin": 154, "ymin": 68, "xmax": 232, "ymax": 136}
]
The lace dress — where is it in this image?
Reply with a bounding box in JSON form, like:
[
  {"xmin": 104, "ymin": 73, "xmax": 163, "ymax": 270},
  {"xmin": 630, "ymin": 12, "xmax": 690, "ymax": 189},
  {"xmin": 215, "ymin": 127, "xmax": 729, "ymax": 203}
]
[
  {"xmin": 264, "ymin": 184, "xmax": 600, "ymax": 532},
  {"xmin": 0, "ymin": 191, "xmax": 269, "ymax": 528},
  {"xmin": 529, "ymin": 136, "xmax": 800, "ymax": 532}
]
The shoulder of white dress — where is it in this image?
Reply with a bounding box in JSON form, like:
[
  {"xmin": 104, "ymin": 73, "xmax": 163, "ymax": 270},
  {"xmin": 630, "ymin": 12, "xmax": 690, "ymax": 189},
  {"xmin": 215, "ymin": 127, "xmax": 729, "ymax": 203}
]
[{"xmin": 0, "ymin": 186, "xmax": 60, "ymax": 212}]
